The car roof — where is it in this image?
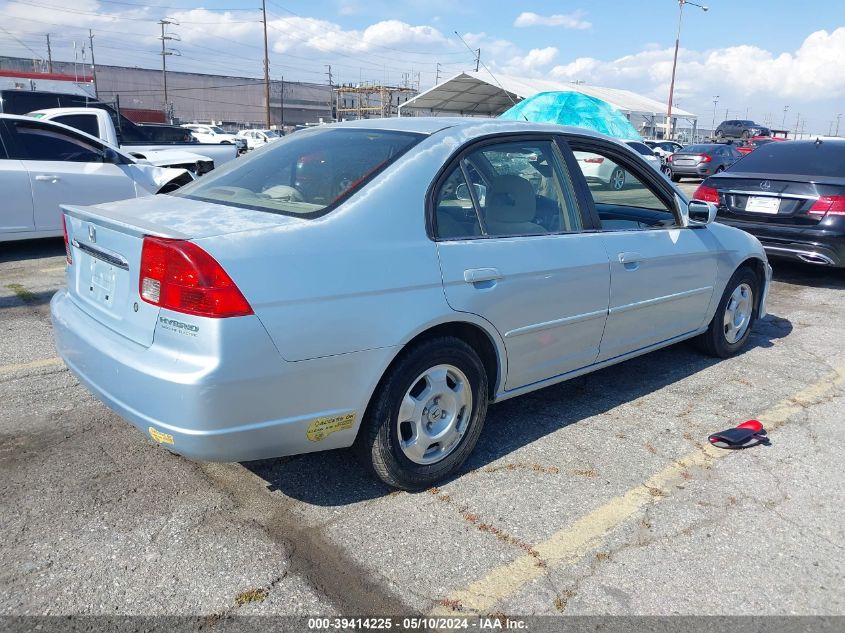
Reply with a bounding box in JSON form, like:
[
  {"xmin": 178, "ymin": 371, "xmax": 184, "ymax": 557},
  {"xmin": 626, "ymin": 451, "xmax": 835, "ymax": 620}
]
[{"xmin": 323, "ymin": 116, "xmax": 624, "ymax": 143}]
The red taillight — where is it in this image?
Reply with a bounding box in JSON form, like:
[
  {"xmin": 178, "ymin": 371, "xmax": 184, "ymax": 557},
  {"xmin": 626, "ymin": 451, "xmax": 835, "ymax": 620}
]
[
  {"xmin": 699, "ymin": 153, "xmax": 712, "ymax": 163},
  {"xmin": 139, "ymin": 236, "xmax": 253, "ymax": 318},
  {"xmin": 667, "ymin": 154, "xmax": 675, "ymax": 162},
  {"xmin": 692, "ymin": 184, "xmax": 720, "ymax": 204},
  {"xmin": 808, "ymin": 195, "xmax": 845, "ymax": 216},
  {"xmin": 583, "ymin": 157, "xmax": 605, "ymax": 164},
  {"xmin": 61, "ymin": 214, "xmax": 72, "ymax": 264}
]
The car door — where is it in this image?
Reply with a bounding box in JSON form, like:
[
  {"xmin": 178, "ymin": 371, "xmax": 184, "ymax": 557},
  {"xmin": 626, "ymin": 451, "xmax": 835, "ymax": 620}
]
[
  {"xmin": 4, "ymin": 118, "xmax": 138, "ymax": 233},
  {"xmin": 433, "ymin": 136, "xmax": 610, "ymax": 391},
  {"xmin": 567, "ymin": 136, "xmax": 719, "ymax": 362},
  {"xmin": 0, "ymin": 123, "xmax": 36, "ymax": 234}
]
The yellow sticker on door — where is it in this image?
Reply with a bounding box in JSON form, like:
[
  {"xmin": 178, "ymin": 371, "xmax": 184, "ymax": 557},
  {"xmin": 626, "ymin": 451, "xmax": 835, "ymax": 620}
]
[
  {"xmin": 148, "ymin": 426, "xmax": 175, "ymax": 445},
  {"xmin": 306, "ymin": 413, "xmax": 356, "ymax": 442}
]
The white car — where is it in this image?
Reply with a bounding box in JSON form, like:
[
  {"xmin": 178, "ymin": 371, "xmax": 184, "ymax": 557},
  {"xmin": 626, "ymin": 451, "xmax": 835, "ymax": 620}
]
[
  {"xmin": 51, "ymin": 118, "xmax": 771, "ymax": 490},
  {"xmin": 576, "ymin": 140, "xmax": 664, "ymax": 189},
  {"xmin": 236, "ymin": 129, "xmax": 282, "ymax": 150},
  {"xmin": 646, "ymin": 140, "xmax": 685, "ymax": 161},
  {"xmin": 0, "ymin": 114, "xmax": 193, "ymax": 242},
  {"xmin": 182, "ymin": 124, "xmax": 247, "ymax": 152}
]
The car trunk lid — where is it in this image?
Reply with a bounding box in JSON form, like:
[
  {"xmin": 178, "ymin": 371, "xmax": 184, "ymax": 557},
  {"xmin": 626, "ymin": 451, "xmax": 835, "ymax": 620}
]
[
  {"xmin": 62, "ymin": 196, "xmax": 300, "ymax": 347},
  {"xmin": 710, "ymin": 175, "xmax": 837, "ymax": 226}
]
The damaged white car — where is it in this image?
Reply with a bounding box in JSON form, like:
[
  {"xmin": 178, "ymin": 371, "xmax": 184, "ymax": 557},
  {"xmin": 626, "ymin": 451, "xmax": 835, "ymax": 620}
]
[{"xmin": 0, "ymin": 114, "xmax": 194, "ymax": 242}]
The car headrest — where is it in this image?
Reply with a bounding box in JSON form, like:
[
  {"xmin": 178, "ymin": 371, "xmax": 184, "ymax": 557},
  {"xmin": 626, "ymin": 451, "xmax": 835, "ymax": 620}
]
[{"xmin": 485, "ymin": 175, "xmax": 536, "ymax": 224}]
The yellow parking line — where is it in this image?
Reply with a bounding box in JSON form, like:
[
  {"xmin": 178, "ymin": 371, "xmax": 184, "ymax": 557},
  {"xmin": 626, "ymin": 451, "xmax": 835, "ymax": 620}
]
[
  {"xmin": 431, "ymin": 363, "xmax": 845, "ymax": 615},
  {"xmin": 0, "ymin": 357, "xmax": 63, "ymax": 375}
]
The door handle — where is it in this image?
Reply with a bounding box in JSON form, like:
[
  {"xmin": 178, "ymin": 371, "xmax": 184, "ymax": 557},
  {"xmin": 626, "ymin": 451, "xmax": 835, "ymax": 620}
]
[
  {"xmin": 35, "ymin": 174, "xmax": 60, "ymax": 182},
  {"xmin": 618, "ymin": 252, "xmax": 643, "ymax": 264},
  {"xmin": 464, "ymin": 268, "xmax": 502, "ymax": 284}
]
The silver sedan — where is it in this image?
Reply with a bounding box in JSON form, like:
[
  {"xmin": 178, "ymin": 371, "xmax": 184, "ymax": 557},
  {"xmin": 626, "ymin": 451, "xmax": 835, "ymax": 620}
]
[{"xmin": 51, "ymin": 118, "xmax": 771, "ymax": 490}]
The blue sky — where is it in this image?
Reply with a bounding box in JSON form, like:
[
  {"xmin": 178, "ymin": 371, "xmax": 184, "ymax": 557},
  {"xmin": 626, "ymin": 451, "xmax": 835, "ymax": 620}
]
[{"xmin": 2, "ymin": 1, "xmax": 844, "ymax": 133}]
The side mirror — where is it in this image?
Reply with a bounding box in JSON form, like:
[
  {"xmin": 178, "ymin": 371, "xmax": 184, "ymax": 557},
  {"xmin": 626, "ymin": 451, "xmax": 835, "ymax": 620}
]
[{"xmin": 688, "ymin": 200, "xmax": 717, "ymax": 224}]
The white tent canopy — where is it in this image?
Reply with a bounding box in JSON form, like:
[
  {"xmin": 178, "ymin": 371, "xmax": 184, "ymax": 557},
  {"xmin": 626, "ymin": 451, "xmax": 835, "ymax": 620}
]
[{"xmin": 398, "ymin": 70, "xmax": 696, "ymax": 120}]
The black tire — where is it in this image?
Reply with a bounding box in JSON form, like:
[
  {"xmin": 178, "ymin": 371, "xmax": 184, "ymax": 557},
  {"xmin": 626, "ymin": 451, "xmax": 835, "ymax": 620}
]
[
  {"xmin": 671, "ymin": 173, "xmax": 682, "ymax": 182},
  {"xmin": 741, "ymin": 130, "xmax": 750, "ymax": 139},
  {"xmin": 697, "ymin": 266, "xmax": 759, "ymax": 358},
  {"xmin": 715, "ymin": 166, "xmax": 725, "ymax": 173},
  {"xmin": 354, "ymin": 336, "xmax": 488, "ymax": 490},
  {"xmin": 715, "ymin": 130, "xmax": 724, "ymax": 140}
]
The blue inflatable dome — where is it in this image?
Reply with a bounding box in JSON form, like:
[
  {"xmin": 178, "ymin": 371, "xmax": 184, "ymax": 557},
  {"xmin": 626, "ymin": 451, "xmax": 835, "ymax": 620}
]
[{"xmin": 500, "ymin": 91, "xmax": 642, "ymax": 140}]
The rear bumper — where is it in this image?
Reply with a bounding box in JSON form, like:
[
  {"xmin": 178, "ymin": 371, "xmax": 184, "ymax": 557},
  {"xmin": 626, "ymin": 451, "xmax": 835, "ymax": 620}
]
[
  {"xmin": 51, "ymin": 289, "xmax": 393, "ymax": 461},
  {"xmin": 671, "ymin": 164, "xmax": 715, "ymax": 177},
  {"xmin": 716, "ymin": 219, "xmax": 845, "ymax": 267}
]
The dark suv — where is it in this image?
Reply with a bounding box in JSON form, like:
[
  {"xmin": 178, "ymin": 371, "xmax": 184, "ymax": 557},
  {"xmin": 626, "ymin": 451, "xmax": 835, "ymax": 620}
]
[{"xmin": 714, "ymin": 120, "xmax": 771, "ymax": 140}]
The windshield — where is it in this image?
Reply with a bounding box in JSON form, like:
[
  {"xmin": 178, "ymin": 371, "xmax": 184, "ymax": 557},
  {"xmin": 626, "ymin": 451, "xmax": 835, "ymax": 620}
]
[
  {"xmin": 210, "ymin": 126, "xmax": 226, "ymax": 134},
  {"xmin": 175, "ymin": 127, "xmax": 424, "ymax": 217}
]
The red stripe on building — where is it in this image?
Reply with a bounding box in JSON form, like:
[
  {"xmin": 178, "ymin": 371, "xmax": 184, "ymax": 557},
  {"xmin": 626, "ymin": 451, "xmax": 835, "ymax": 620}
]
[{"xmin": 0, "ymin": 70, "xmax": 94, "ymax": 83}]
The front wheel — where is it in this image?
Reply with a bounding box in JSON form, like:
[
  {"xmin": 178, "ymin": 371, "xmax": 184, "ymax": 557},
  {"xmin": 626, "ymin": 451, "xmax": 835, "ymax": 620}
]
[
  {"xmin": 354, "ymin": 336, "xmax": 489, "ymax": 490},
  {"xmin": 697, "ymin": 267, "xmax": 759, "ymax": 358},
  {"xmin": 670, "ymin": 172, "xmax": 682, "ymax": 182}
]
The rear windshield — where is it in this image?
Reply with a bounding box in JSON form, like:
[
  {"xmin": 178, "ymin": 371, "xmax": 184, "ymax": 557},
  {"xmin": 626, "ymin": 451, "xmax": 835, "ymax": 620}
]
[
  {"xmin": 626, "ymin": 141, "xmax": 653, "ymax": 156},
  {"xmin": 680, "ymin": 144, "xmax": 718, "ymax": 153},
  {"xmin": 732, "ymin": 141, "xmax": 845, "ymax": 177},
  {"xmin": 175, "ymin": 127, "xmax": 424, "ymax": 217}
]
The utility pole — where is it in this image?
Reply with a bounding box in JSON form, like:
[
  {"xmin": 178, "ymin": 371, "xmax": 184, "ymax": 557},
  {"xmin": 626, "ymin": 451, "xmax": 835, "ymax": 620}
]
[
  {"xmin": 475, "ymin": 48, "xmax": 480, "ymax": 72},
  {"xmin": 836, "ymin": 113, "xmax": 842, "ymax": 136},
  {"xmin": 88, "ymin": 29, "xmax": 98, "ymax": 98},
  {"xmin": 794, "ymin": 113, "xmax": 800, "ymax": 139},
  {"xmin": 261, "ymin": 0, "xmax": 271, "ymax": 129},
  {"xmin": 279, "ymin": 75, "xmax": 285, "ymax": 128},
  {"xmin": 325, "ymin": 65, "xmax": 333, "ymax": 122},
  {"xmin": 45, "ymin": 34, "xmax": 53, "ymax": 73},
  {"xmin": 711, "ymin": 95, "xmax": 719, "ymax": 137},
  {"xmin": 665, "ymin": 0, "xmax": 709, "ymax": 141},
  {"xmin": 158, "ymin": 19, "xmax": 180, "ymax": 121},
  {"xmin": 781, "ymin": 105, "xmax": 789, "ymax": 129},
  {"xmin": 435, "ymin": 62, "xmax": 441, "ymax": 85}
]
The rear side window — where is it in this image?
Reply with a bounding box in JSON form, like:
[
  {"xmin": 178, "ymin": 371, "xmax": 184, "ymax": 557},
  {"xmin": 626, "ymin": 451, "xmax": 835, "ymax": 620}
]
[
  {"xmin": 434, "ymin": 139, "xmax": 582, "ymax": 239},
  {"xmin": 626, "ymin": 141, "xmax": 653, "ymax": 156},
  {"xmin": 51, "ymin": 114, "xmax": 101, "ymax": 139},
  {"xmin": 732, "ymin": 141, "xmax": 845, "ymax": 177},
  {"xmin": 176, "ymin": 127, "xmax": 423, "ymax": 217}
]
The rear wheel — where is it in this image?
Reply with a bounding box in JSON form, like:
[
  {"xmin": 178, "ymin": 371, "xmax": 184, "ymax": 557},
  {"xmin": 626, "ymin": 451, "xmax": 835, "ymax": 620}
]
[
  {"xmin": 354, "ymin": 336, "xmax": 488, "ymax": 490},
  {"xmin": 697, "ymin": 267, "xmax": 759, "ymax": 358},
  {"xmin": 741, "ymin": 130, "xmax": 750, "ymax": 139},
  {"xmin": 609, "ymin": 167, "xmax": 626, "ymax": 190},
  {"xmin": 670, "ymin": 172, "xmax": 682, "ymax": 182},
  {"xmin": 715, "ymin": 166, "xmax": 725, "ymax": 173},
  {"xmin": 715, "ymin": 130, "xmax": 724, "ymax": 141}
]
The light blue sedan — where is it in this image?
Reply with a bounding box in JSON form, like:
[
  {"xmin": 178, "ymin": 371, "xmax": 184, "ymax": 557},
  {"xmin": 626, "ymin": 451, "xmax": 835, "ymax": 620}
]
[{"xmin": 51, "ymin": 118, "xmax": 772, "ymax": 490}]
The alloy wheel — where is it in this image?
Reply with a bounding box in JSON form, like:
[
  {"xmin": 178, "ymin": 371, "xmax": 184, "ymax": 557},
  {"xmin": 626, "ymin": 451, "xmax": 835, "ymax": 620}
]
[
  {"xmin": 396, "ymin": 364, "xmax": 473, "ymax": 465},
  {"xmin": 723, "ymin": 283, "xmax": 754, "ymax": 344}
]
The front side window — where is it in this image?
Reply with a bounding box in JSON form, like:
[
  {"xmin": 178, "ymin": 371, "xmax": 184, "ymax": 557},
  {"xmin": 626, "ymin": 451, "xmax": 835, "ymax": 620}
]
[
  {"xmin": 9, "ymin": 122, "xmax": 104, "ymax": 162},
  {"xmin": 434, "ymin": 139, "xmax": 582, "ymax": 239},
  {"xmin": 176, "ymin": 127, "xmax": 423, "ymax": 218},
  {"xmin": 572, "ymin": 145, "xmax": 675, "ymax": 230}
]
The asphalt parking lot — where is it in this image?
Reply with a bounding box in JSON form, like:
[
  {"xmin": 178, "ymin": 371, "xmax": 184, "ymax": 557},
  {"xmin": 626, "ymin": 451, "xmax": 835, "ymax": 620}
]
[{"xmin": 2, "ymin": 202, "xmax": 844, "ymax": 622}]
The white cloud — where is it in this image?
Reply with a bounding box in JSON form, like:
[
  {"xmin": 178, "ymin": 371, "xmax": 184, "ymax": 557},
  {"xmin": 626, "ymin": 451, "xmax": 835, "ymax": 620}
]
[
  {"xmin": 513, "ymin": 11, "xmax": 591, "ymax": 30},
  {"xmin": 503, "ymin": 47, "xmax": 559, "ymax": 75}
]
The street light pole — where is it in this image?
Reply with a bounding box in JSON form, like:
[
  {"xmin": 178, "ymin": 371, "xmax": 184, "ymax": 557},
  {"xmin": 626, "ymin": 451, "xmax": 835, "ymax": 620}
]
[
  {"xmin": 836, "ymin": 113, "xmax": 842, "ymax": 137},
  {"xmin": 781, "ymin": 105, "xmax": 789, "ymax": 129},
  {"xmin": 711, "ymin": 95, "xmax": 719, "ymax": 137},
  {"xmin": 666, "ymin": 0, "xmax": 708, "ymax": 140}
]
